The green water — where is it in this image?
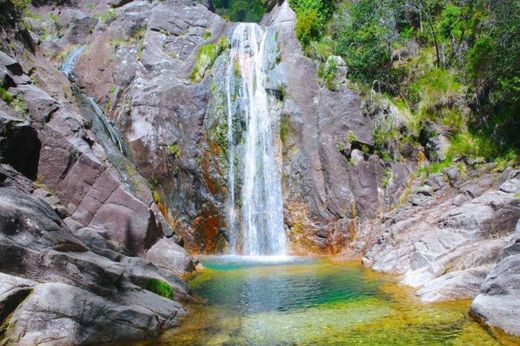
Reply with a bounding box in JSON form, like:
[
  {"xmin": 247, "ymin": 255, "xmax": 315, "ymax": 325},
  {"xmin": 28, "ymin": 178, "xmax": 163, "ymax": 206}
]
[{"xmin": 158, "ymin": 256, "xmax": 500, "ymax": 345}]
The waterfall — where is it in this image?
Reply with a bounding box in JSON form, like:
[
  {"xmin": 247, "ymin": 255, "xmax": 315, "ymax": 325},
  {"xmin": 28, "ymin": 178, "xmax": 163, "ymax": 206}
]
[
  {"xmin": 226, "ymin": 23, "xmax": 287, "ymax": 256},
  {"xmin": 86, "ymin": 97, "xmax": 124, "ymax": 153},
  {"xmin": 60, "ymin": 46, "xmax": 124, "ymax": 153},
  {"xmin": 60, "ymin": 46, "xmax": 85, "ymax": 77}
]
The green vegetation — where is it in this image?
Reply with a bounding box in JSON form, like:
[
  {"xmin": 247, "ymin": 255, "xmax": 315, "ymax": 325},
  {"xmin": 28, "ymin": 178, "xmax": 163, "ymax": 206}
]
[
  {"xmin": 381, "ymin": 169, "xmax": 392, "ymax": 189},
  {"xmin": 11, "ymin": 98, "xmax": 28, "ymax": 117},
  {"xmin": 288, "ymin": 0, "xmax": 520, "ymax": 168},
  {"xmin": 152, "ymin": 190, "xmax": 161, "ymax": 204},
  {"xmin": 145, "ymin": 278, "xmax": 173, "ymax": 299},
  {"xmin": 290, "ymin": 0, "xmax": 335, "ymax": 46},
  {"xmin": 0, "ymin": 87, "xmax": 14, "ymax": 103},
  {"xmin": 0, "ymin": 87, "xmax": 28, "ymax": 118},
  {"xmin": 167, "ymin": 144, "xmax": 181, "ymax": 158},
  {"xmin": 279, "ymin": 114, "xmax": 290, "ymax": 145},
  {"xmin": 48, "ymin": 12, "xmax": 59, "ymax": 30},
  {"xmin": 11, "ymin": 0, "xmax": 30, "ymax": 11},
  {"xmin": 109, "ymin": 28, "xmax": 145, "ymax": 48},
  {"xmin": 213, "ymin": 0, "xmax": 265, "ymax": 22},
  {"xmin": 98, "ymin": 9, "xmax": 116, "ymax": 24},
  {"xmin": 318, "ymin": 56, "xmax": 337, "ymax": 90},
  {"xmin": 191, "ymin": 37, "xmax": 229, "ymax": 82}
]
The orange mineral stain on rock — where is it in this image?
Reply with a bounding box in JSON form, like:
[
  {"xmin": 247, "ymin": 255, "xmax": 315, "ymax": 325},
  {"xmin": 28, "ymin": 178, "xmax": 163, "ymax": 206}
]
[{"xmin": 192, "ymin": 202, "xmax": 225, "ymax": 254}]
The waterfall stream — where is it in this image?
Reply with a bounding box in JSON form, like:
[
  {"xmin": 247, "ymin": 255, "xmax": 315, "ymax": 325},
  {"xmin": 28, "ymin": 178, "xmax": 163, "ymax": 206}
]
[
  {"xmin": 226, "ymin": 23, "xmax": 287, "ymax": 256},
  {"xmin": 60, "ymin": 46, "xmax": 85, "ymax": 77},
  {"xmin": 60, "ymin": 46, "xmax": 123, "ymax": 153}
]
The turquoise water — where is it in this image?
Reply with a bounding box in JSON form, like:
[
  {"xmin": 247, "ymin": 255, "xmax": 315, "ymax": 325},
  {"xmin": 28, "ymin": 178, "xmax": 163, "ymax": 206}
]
[
  {"xmin": 193, "ymin": 256, "xmax": 382, "ymax": 314},
  {"xmin": 154, "ymin": 256, "xmax": 501, "ymax": 345}
]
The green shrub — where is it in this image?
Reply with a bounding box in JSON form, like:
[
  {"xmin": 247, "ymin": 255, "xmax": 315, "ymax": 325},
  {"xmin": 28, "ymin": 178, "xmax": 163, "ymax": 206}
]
[
  {"xmin": 11, "ymin": 98, "xmax": 28, "ymax": 117},
  {"xmin": 289, "ymin": 0, "xmax": 335, "ymax": 47},
  {"xmin": 191, "ymin": 37, "xmax": 229, "ymax": 82},
  {"xmin": 318, "ymin": 56, "xmax": 337, "ymax": 90},
  {"xmin": 334, "ymin": 0, "xmax": 393, "ymax": 83},
  {"xmin": 295, "ymin": 9, "xmax": 319, "ymax": 46},
  {"xmin": 49, "ymin": 12, "xmax": 59, "ymax": 29},
  {"xmin": 12, "ymin": 0, "xmax": 30, "ymax": 11},
  {"xmin": 381, "ymin": 169, "xmax": 392, "ymax": 188},
  {"xmin": 167, "ymin": 143, "xmax": 181, "ymax": 158},
  {"xmin": 145, "ymin": 278, "xmax": 173, "ymax": 299},
  {"xmin": 0, "ymin": 87, "xmax": 13, "ymax": 103}
]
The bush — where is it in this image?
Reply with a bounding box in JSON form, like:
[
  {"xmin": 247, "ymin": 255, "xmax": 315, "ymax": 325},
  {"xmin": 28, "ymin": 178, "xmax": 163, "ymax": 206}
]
[
  {"xmin": 0, "ymin": 87, "xmax": 13, "ymax": 103},
  {"xmin": 167, "ymin": 143, "xmax": 180, "ymax": 158},
  {"xmin": 295, "ymin": 9, "xmax": 319, "ymax": 46},
  {"xmin": 334, "ymin": 0, "xmax": 394, "ymax": 84},
  {"xmin": 289, "ymin": 0, "xmax": 335, "ymax": 46},
  {"xmin": 318, "ymin": 56, "xmax": 337, "ymax": 90}
]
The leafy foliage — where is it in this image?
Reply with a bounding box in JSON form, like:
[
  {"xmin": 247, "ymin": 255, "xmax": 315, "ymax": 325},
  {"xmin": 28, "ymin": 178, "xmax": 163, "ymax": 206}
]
[
  {"xmin": 335, "ymin": 0, "xmax": 395, "ymax": 83},
  {"xmin": 288, "ymin": 0, "xmax": 520, "ymax": 165},
  {"xmin": 0, "ymin": 87, "xmax": 14, "ymax": 103},
  {"xmin": 289, "ymin": 0, "xmax": 335, "ymax": 46},
  {"xmin": 167, "ymin": 143, "xmax": 181, "ymax": 158}
]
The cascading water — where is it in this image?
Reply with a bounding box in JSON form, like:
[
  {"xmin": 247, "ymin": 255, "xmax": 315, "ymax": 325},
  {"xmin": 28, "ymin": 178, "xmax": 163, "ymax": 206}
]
[
  {"xmin": 60, "ymin": 46, "xmax": 85, "ymax": 77},
  {"xmin": 226, "ymin": 23, "xmax": 287, "ymax": 256},
  {"xmin": 60, "ymin": 46, "xmax": 123, "ymax": 153},
  {"xmin": 86, "ymin": 96, "xmax": 124, "ymax": 152}
]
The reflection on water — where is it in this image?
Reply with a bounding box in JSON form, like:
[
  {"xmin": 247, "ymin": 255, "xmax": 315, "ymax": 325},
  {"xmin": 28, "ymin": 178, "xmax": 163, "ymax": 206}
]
[{"xmin": 155, "ymin": 257, "xmax": 500, "ymax": 345}]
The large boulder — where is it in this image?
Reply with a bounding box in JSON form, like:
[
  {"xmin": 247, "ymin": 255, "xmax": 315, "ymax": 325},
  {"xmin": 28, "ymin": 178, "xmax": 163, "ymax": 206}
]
[
  {"xmin": 4, "ymin": 282, "xmax": 174, "ymax": 345},
  {"xmin": 470, "ymin": 234, "xmax": 520, "ymax": 337},
  {"xmin": 0, "ymin": 169, "xmax": 189, "ymax": 344},
  {"xmin": 146, "ymin": 237, "xmax": 195, "ymax": 274}
]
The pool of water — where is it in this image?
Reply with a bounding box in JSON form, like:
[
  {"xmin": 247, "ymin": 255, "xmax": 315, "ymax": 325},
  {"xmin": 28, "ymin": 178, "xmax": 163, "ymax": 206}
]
[{"xmin": 156, "ymin": 256, "xmax": 499, "ymax": 345}]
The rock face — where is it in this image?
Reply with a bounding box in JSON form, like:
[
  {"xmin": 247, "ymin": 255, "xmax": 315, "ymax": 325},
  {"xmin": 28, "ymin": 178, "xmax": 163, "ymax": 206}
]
[
  {"xmin": 50, "ymin": 0, "xmax": 409, "ymax": 255},
  {"xmin": 470, "ymin": 234, "xmax": 520, "ymax": 337},
  {"xmin": 0, "ymin": 164, "xmax": 190, "ymax": 345},
  {"xmin": 0, "ymin": 5, "xmax": 196, "ymax": 343},
  {"xmin": 363, "ymin": 169, "xmax": 520, "ymax": 302},
  {"xmin": 260, "ymin": 1, "xmax": 394, "ymax": 254}
]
